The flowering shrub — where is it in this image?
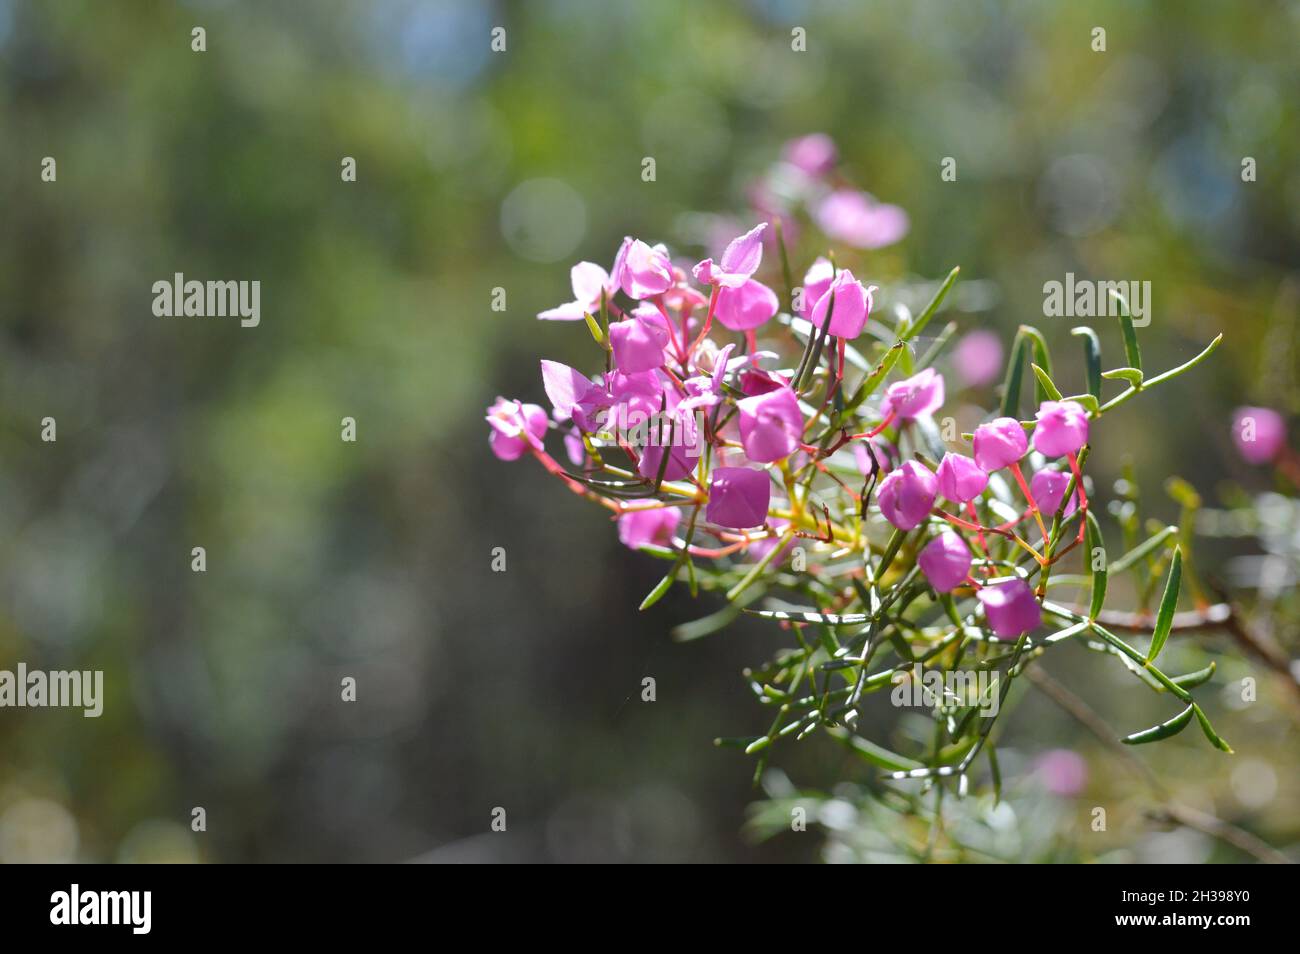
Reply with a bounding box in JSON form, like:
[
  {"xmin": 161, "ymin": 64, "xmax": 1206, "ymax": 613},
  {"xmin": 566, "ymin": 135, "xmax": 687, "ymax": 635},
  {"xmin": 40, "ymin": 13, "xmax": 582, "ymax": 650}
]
[{"xmin": 488, "ymin": 151, "xmax": 1232, "ymax": 809}]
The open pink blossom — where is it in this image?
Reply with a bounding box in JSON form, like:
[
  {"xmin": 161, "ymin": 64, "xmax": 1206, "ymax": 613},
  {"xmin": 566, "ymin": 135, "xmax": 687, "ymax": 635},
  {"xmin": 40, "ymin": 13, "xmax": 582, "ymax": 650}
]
[
  {"xmin": 973, "ymin": 417, "xmax": 1028, "ymax": 472},
  {"xmin": 953, "ymin": 330, "xmax": 1003, "ymax": 387},
  {"xmin": 1031, "ymin": 469, "xmax": 1078, "ymax": 517},
  {"xmin": 618, "ymin": 507, "xmax": 681, "ymax": 549},
  {"xmin": 808, "ymin": 269, "xmax": 874, "ymax": 339},
  {"xmin": 798, "ymin": 258, "xmax": 835, "ymax": 319},
  {"xmin": 918, "ymin": 531, "xmax": 972, "ymax": 592},
  {"xmin": 537, "ymin": 261, "xmax": 615, "ymax": 321},
  {"xmin": 977, "ymin": 578, "xmax": 1042, "ymax": 639},
  {"xmin": 613, "ymin": 237, "xmax": 674, "ymax": 300},
  {"xmin": 1032, "ymin": 400, "xmax": 1089, "ymax": 457},
  {"xmin": 814, "ymin": 190, "xmax": 909, "ymax": 249},
  {"xmin": 486, "ymin": 397, "xmax": 548, "ymax": 461},
  {"xmin": 608, "ymin": 309, "xmax": 670, "ymax": 373},
  {"xmin": 707, "ymin": 467, "xmax": 770, "ymax": 529},
  {"xmin": 782, "ymin": 133, "xmax": 837, "ymax": 178},
  {"xmin": 883, "ymin": 368, "xmax": 945, "ymax": 420},
  {"xmin": 693, "ymin": 223, "xmax": 767, "ymax": 288},
  {"xmin": 877, "ymin": 461, "xmax": 937, "ymax": 531},
  {"xmin": 541, "ymin": 359, "xmax": 605, "ymax": 430},
  {"xmin": 1232, "ymin": 406, "xmax": 1287, "ymax": 464},
  {"xmin": 738, "ymin": 386, "xmax": 803, "ymax": 463},
  {"xmin": 715, "ymin": 279, "xmax": 779, "ymax": 331},
  {"xmin": 936, "ymin": 452, "xmax": 988, "ymax": 503}
]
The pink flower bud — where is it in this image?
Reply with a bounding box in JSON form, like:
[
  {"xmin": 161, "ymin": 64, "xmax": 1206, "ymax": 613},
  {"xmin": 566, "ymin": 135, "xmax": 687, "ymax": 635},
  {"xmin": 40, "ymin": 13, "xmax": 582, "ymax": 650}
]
[
  {"xmin": 613, "ymin": 237, "xmax": 674, "ymax": 300},
  {"xmin": 1032, "ymin": 400, "xmax": 1090, "ymax": 457},
  {"xmin": 617, "ymin": 507, "xmax": 681, "ymax": 549},
  {"xmin": 935, "ymin": 452, "xmax": 988, "ymax": 503},
  {"xmin": 973, "ymin": 417, "xmax": 1028, "ymax": 472},
  {"xmin": 876, "ymin": 461, "xmax": 938, "ymax": 531},
  {"xmin": 707, "ymin": 467, "xmax": 771, "ymax": 529},
  {"xmin": 798, "ymin": 257, "xmax": 834, "ymax": 319},
  {"xmin": 738, "ymin": 386, "xmax": 803, "ymax": 463},
  {"xmin": 808, "ymin": 269, "xmax": 873, "ymax": 340},
  {"xmin": 608, "ymin": 311, "xmax": 670, "ymax": 373},
  {"xmin": 1030, "ymin": 468, "xmax": 1078, "ymax": 517},
  {"xmin": 1232, "ymin": 406, "xmax": 1287, "ymax": 465},
  {"xmin": 977, "ymin": 578, "xmax": 1042, "ymax": 639},
  {"xmin": 485, "ymin": 398, "xmax": 548, "ymax": 461},
  {"xmin": 918, "ymin": 531, "xmax": 972, "ymax": 592},
  {"xmin": 715, "ymin": 278, "xmax": 779, "ymax": 331},
  {"xmin": 883, "ymin": 368, "xmax": 945, "ymax": 420}
]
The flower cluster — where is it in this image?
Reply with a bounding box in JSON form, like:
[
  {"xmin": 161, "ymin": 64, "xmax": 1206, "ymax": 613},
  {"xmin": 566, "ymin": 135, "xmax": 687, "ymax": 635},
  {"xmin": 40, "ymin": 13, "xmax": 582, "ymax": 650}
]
[
  {"xmin": 489, "ymin": 219, "xmax": 1098, "ymax": 641},
  {"xmin": 489, "ymin": 135, "xmax": 1231, "ymax": 790}
]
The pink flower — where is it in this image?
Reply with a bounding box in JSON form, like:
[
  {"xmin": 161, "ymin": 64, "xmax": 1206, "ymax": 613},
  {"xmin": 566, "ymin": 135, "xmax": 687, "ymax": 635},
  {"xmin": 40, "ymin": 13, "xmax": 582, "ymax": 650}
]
[
  {"xmin": 1233, "ymin": 406, "xmax": 1287, "ymax": 465},
  {"xmin": 679, "ymin": 344, "xmax": 736, "ymax": 412},
  {"xmin": 1032, "ymin": 400, "xmax": 1090, "ymax": 457},
  {"xmin": 563, "ymin": 425, "xmax": 587, "ymax": 467},
  {"xmin": 693, "ymin": 222, "xmax": 767, "ymax": 288},
  {"xmin": 977, "ymin": 578, "xmax": 1042, "ymax": 639},
  {"xmin": 613, "ymin": 237, "xmax": 674, "ymax": 300},
  {"xmin": 540, "ymin": 359, "xmax": 603, "ymax": 429},
  {"xmin": 876, "ymin": 461, "xmax": 937, "ymax": 531},
  {"xmin": 608, "ymin": 309, "xmax": 670, "ymax": 373},
  {"xmin": 808, "ymin": 269, "xmax": 874, "ymax": 339},
  {"xmin": 1034, "ymin": 749, "xmax": 1088, "ymax": 797},
  {"xmin": 537, "ymin": 261, "xmax": 615, "ymax": 321},
  {"xmin": 918, "ymin": 531, "xmax": 972, "ymax": 592},
  {"xmin": 798, "ymin": 258, "xmax": 835, "ymax": 319},
  {"xmin": 637, "ymin": 443, "xmax": 693, "ymax": 482},
  {"xmin": 617, "ymin": 507, "xmax": 681, "ymax": 549},
  {"xmin": 1031, "ymin": 469, "xmax": 1078, "ymax": 517},
  {"xmin": 953, "ymin": 330, "xmax": 1003, "ymax": 388},
  {"xmin": 813, "ymin": 190, "xmax": 909, "ymax": 249},
  {"xmin": 854, "ymin": 436, "xmax": 898, "ymax": 475},
  {"xmin": 936, "ymin": 452, "xmax": 988, "ymax": 503},
  {"xmin": 973, "ymin": 417, "xmax": 1028, "ymax": 472},
  {"xmin": 485, "ymin": 397, "xmax": 548, "ymax": 461},
  {"xmin": 715, "ymin": 278, "xmax": 780, "ymax": 331},
  {"xmin": 707, "ymin": 467, "xmax": 770, "ymax": 529},
  {"xmin": 738, "ymin": 386, "xmax": 803, "ymax": 463},
  {"xmin": 882, "ymin": 368, "xmax": 945, "ymax": 420},
  {"xmin": 782, "ymin": 133, "xmax": 837, "ymax": 178}
]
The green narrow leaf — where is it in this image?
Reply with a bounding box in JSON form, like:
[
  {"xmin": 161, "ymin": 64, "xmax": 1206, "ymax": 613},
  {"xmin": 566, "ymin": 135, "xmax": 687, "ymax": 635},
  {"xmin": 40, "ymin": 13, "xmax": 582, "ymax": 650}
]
[
  {"xmin": 1121, "ymin": 704, "xmax": 1194, "ymax": 745},
  {"xmin": 1031, "ymin": 363, "xmax": 1063, "ymax": 401},
  {"xmin": 1192, "ymin": 703, "xmax": 1234, "ymax": 753},
  {"xmin": 1146, "ymin": 546, "xmax": 1182, "ymax": 663},
  {"xmin": 844, "ymin": 341, "xmax": 905, "ymax": 413},
  {"xmin": 1111, "ymin": 290, "xmax": 1143, "ymax": 371},
  {"xmin": 638, "ymin": 570, "xmax": 676, "ymax": 611},
  {"xmin": 1109, "ymin": 525, "xmax": 1177, "ymax": 573},
  {"xmin": 1072, "ymin": 326, "xmax": 1102, "ymax": 399},
  {"xmin": 826, "ymin": 728, "xmax": 924, "ymax": 772},
  {"xmin": 999, "ymin": 332, "xmax": 1028, "ymax": 418},
  {"xmin": 1085, "ymin": 509, "xmax": 1107, "ymax": 620},
  {"xmin": 1170, "ymin": 660, "xmax": 1216, "ymax": 690},
  {"xmin": 583, "ymin": 311, "xmax": 605, "ymax": 347},
  {"xmin": 901, "ymin": 266, "xmax": 960, "ymax": 342},
  {"xmin": 1102, "ymin": 367, "xmax": 1144, "ymax": 386}
]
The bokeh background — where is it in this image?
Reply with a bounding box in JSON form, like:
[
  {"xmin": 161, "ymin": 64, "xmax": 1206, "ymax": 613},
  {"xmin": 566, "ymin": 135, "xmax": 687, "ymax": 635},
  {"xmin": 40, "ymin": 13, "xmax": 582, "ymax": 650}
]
[{"xmin": 0, "ymin": 0, "xmax": 1297, "ymax": 862}]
